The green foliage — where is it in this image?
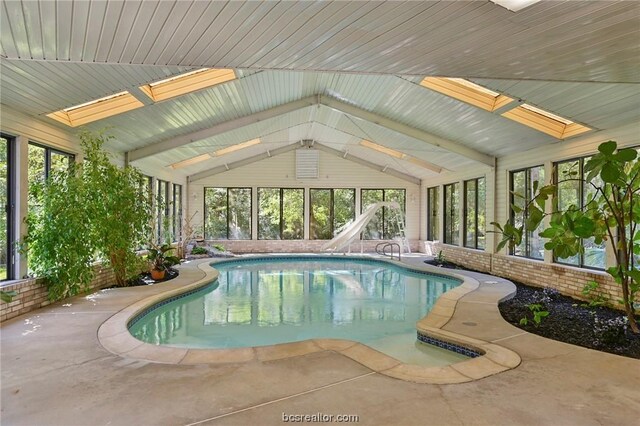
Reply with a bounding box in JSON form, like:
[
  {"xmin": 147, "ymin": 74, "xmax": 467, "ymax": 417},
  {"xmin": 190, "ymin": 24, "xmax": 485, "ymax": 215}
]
[
  {"xmin": 213, "ymin": 244, "xmax": 226, "ymax": 252},
  {"xmin": 494, "ymin": 140, "xmax": 639, "ymax": 333},
  {"xmin": 147, "ymin": 243, "xmax": 180, "ymax": 271},
  {"xmin": 190, "ymin": 246, "xmax": 208, "ymax": 255},
  {"xmin": 1, "ymin": 290, "xmax": 17, "ymax": 303},
  {"xmin": 24, "ymin": 130, "xmax": 152, "ymax": 300},
  {"xmin": 435, "ymin": 250, "xmax": 446, "ymax": 265},
  {"xmin": 519, "ymin": 303, "xmax": 550, "ymax": 327},
  {"xmin": 581, "ymin": 281, "xmax": 610, "ymax": 308}
]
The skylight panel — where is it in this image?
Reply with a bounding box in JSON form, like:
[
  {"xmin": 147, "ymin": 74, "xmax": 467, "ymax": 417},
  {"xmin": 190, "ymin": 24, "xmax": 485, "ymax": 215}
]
[
  {"xmin": 169, "ymin": 139, "xmax": 261, "ymax": 169},
  {"xmin": 491, "ymin": 0, "xmax": 541, "ymax": 12},
  {"xmin": 140, "ymin": 68, "xmax": 237, "ymax": 102},
  {"xmin": 502, "ymin": 104, "xmax": 591, "ymax": 139},
  {"xmin": 46, "ymin": 91, "xmax": 144, "ymax": 127},
  {"xmin": 359, "ymin": 140, "xmax": 442, "ymax": 173},
  {"xmin": 419, "ymin": 77, "xmax": 513, "ymax": 112}
]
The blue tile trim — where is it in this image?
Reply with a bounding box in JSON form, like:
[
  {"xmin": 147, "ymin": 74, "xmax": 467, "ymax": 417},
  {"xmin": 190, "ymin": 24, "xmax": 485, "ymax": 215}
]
[{"xmin": 417, "ymin": 331, "xmax": 481, "ymax": 358}]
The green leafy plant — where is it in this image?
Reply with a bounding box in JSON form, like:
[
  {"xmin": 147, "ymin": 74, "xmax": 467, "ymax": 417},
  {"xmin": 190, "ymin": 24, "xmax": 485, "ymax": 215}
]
[
  {"xmin": 213, "ymin": 244, "xmax": 226, "ymax": 252},
  {"xmin": 24, "ymin": 130, "xmax": 152, "ymax": 299},
  {"xmin": 519, "ymin": 303, "xmax": 550, "ymax": 327},
  {"xmin": 581, "ymin": 280, "xmax": 610, "ymax": 308},
  {"xmin": 493, "ymin": 141, "xmax": 639, "ymax": 333},
  {"xmin": 435, "ymin": 250, "xmax": 446, "ymax": 265},
  {"xmin": 190, "ymin": 246, "xmax": 208, "ymax": 255},
  {"xmin": 147, "ymin": 243, "xmax": 180, "ymax": 272},
  {"xmin": 1, "ymin": 290, "xmax": 17, "ymax": 303}
]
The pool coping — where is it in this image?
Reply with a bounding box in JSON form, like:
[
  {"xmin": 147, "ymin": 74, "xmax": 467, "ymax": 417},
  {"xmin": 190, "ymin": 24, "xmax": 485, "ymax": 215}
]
[{"xmin": 97, "ymin": 255, "xmax": 521, "ymax": 384}]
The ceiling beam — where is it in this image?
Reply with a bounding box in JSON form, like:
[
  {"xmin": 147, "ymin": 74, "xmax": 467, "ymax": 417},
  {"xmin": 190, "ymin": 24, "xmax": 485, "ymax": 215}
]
[
  {"xmin": 188, "ymin": 143, "xmax": 300, "ymax": 182},
  {"xmin": 317, "ymin": 95, "xmax": 495, "ymax": 167},
  {"xmin": 128, "ymin": 96, "xmax": 318, "ymax": 162},
  {"xmin": 313, "ymin": 143, "xmax": 421, "ymax": 185}
]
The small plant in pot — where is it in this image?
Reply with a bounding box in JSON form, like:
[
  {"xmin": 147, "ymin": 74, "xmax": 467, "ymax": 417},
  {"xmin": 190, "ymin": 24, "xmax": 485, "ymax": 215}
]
[{"xmin": 147, "ymin": 243, "xmax": 180, "ymax": 281}]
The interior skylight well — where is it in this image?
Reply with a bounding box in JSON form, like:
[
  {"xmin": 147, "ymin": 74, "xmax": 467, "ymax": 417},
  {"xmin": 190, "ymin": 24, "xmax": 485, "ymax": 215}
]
[
  {"xmin": 359, "ymin": 140, "xmax": 442, "ymax": 173},
  {"xmin": 170, "ymin": 138, "xmax": 261, "ymax": 169},
  {"xmin": 46, "ymin": 91, "xmax": 144, "ymax": 127},
  {"xmin": 140, "ymin": 68, "xmax": 237, "ymax": 102}
]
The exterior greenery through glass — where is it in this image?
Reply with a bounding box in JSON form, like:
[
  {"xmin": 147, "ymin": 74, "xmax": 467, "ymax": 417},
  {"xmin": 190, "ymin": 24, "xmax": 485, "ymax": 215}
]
[
  {"xmin": 204, "ymin": 187, "xmax": 252, "ymax": 240},
  {"xmin": 443, "ymin": 183, "xmax": 459, "ymax": 245},
  {"xmin": 309, "ymin": 188, "xmax": 355, "ymax": 239},
  {"xmin": 173, "ymin": 184, "xmax": 182, "ymax": 242},
  {"xmin": 156, "ymin": 179, "xmax": 170, "ymax": 243},
  {"xmin": 510, "ymin": 166, "xmax": 545, "ymax": 259},
  {"xmin": 464, "ymin": 177, "xmax": 486, "ymax": 250},
  {"xmin": 427, "ymin": 186, "xmax": 439, "ymax": 241},
  {"xmin": 554, "ymin": 157, "xmax": 606, "ymax": 269},
  {"xmin": 258, "ymin": 188, "xmax": 304, "ymax": 240},
  {"xmin": 361, "ymin": 189, "xmax": 406, "ymax": 240},
  {"xmin": 1, "ymin": 135, "xmax": 14, "ymax": 280}
]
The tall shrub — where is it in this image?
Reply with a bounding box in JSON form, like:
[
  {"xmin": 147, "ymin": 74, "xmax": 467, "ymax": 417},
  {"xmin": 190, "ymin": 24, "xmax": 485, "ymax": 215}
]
[
  {"xmin": 494, "ymin": 141, "xmax": 639, "ymax": 333},
  {"xmin": 25, "ymin": 130, "xmax": 152, "ymax": 299}
]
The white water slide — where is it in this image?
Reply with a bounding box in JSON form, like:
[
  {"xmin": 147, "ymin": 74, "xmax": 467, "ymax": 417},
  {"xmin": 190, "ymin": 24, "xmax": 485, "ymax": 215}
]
[{"xmin": 321, "ymin": 201, "xmax": 405, "ymax": 253}]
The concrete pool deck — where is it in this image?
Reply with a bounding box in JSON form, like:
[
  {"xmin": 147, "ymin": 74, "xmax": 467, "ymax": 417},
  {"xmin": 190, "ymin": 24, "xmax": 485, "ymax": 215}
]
[{"xmin": 2, "ymin": 254, "xmax": 639, "ymax": 425}]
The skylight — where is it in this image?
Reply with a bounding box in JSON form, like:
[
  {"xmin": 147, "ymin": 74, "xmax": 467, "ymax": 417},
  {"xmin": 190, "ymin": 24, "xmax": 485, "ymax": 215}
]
[
  {"xmin": 420, "ymin": 77, "xmax": 514, "ymax": 112},
  {"xmin": 47, "ymin": 91, "xmax": 144, "ymax": 127},
  {"xmin": 491, "ymin": 0, "xmax": 541, "ymax": 12},
  {"xmin": 359, "ymin": 140, "xmax": 442, "ymax": 173},
  {"xmin": 140, "ymin": 68, "xmax": 237, "ymax": 102},
  {"xmin": 170, "ymin": 138, "xmax": 261, "ymax": 169},
  {"xmin": 502, "ymin": 104, "xmax": 591, "ymax": 139}
]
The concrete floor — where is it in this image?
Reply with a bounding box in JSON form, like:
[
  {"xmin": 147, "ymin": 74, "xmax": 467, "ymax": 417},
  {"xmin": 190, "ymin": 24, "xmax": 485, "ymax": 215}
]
[{"xmin": 2, "ymin": 256, "xmax": 639, "ymax": 425}]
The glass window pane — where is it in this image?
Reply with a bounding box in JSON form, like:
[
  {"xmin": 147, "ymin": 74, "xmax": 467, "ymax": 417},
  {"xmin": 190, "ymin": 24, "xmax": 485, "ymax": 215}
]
[
  {"xmin": 465, "ymin": 180, "xmax": 477, "ymax": 248},
  {"xmin": 477, "ymin": 178, "xmax": 486, "ymax": 250},
  {"xmin": 228, "ymin": 188, "xmax": 251, "ymax": 239},
  {"xmin": 173, "ymin": 184, "xmax": 182, "ymax": 241},
  {"xmin": 444, "ymin": 183, "xmax": 459, "ymax": 245},
  {"xmin": 50, "ymin": 151, "xmax": 71, "ymax": 175},
  {"xmin": 511, "ymin": 170, "xmax": 526, "ymax": 256},
  {"xmin": 0, "ymin": 137, "xmax": 7, "ymax": 280},
  {"xmin": 310, "ymin": 189, "xmax": 331, "ymax": 240},
  {"xmin": 204, "ymin": 188, "xmax": 228, "ymax": 239},
  {"xmin": 282, "ymin": 189, "xmax": 304, "ymax": 240},
  {"xmin": 383, "ymin": 189, "xmax": 405, "ymax": 239},
  {"xmin": 528, "ymin": 166, "xmax": 545, "ymax": 260},
  {"xmin": 333, "ymin": 189, "xmax": 355, "ymax": 235},
  {"xmin": 362, "ymin": 190, "xmax": 383, "ymax": 239},
  {"xmin": 427, "ymin": 187, "xmax": 439, "ymax": 241},
  {"xmin": 258, "ymin": 188, "xmax": 281, "ymax": 240},
  {"xmin": 556, "ymin": 161, "xmax": 580, "ymax": 265}
]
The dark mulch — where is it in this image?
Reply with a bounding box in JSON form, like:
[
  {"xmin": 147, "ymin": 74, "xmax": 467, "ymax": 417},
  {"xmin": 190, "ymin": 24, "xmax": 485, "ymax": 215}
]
[
  {"xmin": 499, "ymin": 282, "xmax": 640, "ymax": 359},
  {"xmin": 423, "ymin": 259, "xmax": 463, "ymax": 269},
  {"xmin": 106, "ymin": 268, "xmax": 180, "ymax": 289}
]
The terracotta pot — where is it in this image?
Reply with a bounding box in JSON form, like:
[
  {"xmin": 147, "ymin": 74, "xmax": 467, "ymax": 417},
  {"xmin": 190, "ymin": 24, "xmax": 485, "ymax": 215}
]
[{"xmin": 150, "ymin": 269, "xmax": 165, "ymax": 281}]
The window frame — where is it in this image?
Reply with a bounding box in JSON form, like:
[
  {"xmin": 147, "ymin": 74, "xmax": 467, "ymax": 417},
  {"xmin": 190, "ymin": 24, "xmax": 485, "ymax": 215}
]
[
  {"xmin": 172, "ymin": 183, "xmax": 182, "ymax": 243},
  {"xmin": 257, "ymin": 187, "xmax": 305, "ymax": 240},
  {"xmin": 1, "ymin": 134, "xmax": 15, "ymax": 281},
  {"xmin": 28, "ymin": 141, "xmax": 75, "ymax": 180},
  {"xmin": 553, "ymin": 156, "xmax": 606, "ymax": 271},
  {"xmin": 204, "ymin": 187, "xmax": 253, "ymax": 240},
  {"xmin": 443, "ymin": 183, "xmax": 459, "ymax": 246},
  {"xmin": 463, "ymin": 177, "xmax": 485, "ymax": 250},
  {"xmin": 360, "ymin": 188, "xmax": 406, "ymax": 240},
  {"xmin": 509, "ymin": 165, "xmax": 545, "ymax": 260},
  {"xmin": 426, "ymin": 186, "xmax": 439, "ymax": 242},
  {"xmin": 156, "ymin": 179, "xmax": 170, "ymax": 243},
  {"xmin": 309, "ymin": 188, "xmax": 356, "ymax": 240}
]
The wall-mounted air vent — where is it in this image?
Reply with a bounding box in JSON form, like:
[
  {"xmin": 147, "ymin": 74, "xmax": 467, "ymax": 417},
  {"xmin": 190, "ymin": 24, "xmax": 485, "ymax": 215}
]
[{"xmin": 296, "ymin": 149, "xmax": 319, "ymax": 179}]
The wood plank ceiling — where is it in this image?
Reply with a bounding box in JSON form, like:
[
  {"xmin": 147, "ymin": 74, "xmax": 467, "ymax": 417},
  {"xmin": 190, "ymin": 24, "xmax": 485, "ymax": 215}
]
[{"xmin": 1, "ymin": 0, "xmax": 639, "ymax": 180}]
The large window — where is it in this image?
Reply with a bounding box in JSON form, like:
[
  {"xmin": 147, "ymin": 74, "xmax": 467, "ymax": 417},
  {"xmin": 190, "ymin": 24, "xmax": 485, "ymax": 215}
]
[
  {"xmin": 204, "ymin": 187, "xmax": 252, "ymax": 240},
  {"xmin": 173, "ymin": 184, "xmax": 182, "ymax": 242},
  {"xmin": 309, "ymin": 189, "xmax": 355, "ymax": 239},
  {"xmin": 510, "ymin": 166, "xmax": 545, "ymax": 259},
  {"xmin": 258, "ymin": 188, "xmax": 304, "ymax": 240},
  {"xmin": 361, "ymin": 189, "xmax": 406, "ymax": 240},
  {"xmin": 443, "ymin": 183, "xmax": 459, "ymax": 245},
  {"xmin": 464, "ymin": 177, "xmax": 486, "ymax": 250},
  {"xmin": 555, "ymin": 157, "xmax": 606, "ymax": 269},
  {"xmin": 427, "ymin": 186, "xmax": 439, "ymax": 241},
  {"xmin": 156, "ymin": 179, "xmax": 170, "ymax": 243},
  {"xmin": 1, "ymin": 135, "xmax": 14, "ymax": 280}
]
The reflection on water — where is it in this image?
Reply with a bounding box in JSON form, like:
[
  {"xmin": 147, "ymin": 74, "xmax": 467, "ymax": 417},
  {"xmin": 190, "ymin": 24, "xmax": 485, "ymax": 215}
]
[{"xmin": 130, "ymin": 260, "xmax": 460, "ymax": 349}]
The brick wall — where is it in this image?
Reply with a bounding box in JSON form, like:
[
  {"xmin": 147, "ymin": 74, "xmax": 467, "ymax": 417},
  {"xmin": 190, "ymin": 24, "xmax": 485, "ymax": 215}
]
[
  {"xmin": 0, "ymin": 265, "xmax": 115, "ymax": 322},
  {"xmin": 207, "ymin": 239, "xmax": 420, "ymax": 254},
  {"xmin": 423, "ymin": 242, "xmax": 620, "ymax": 302}
]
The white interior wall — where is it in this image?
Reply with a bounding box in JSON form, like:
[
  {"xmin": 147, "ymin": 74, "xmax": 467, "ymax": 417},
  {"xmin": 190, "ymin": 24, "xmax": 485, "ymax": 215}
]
[{"xmin": 188, "ymin": 149, "xmax": 421, "ymax": 240}]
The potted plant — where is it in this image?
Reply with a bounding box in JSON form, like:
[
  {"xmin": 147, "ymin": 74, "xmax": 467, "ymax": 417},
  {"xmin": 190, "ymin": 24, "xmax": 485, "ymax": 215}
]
[{"xmin": 147, "ymin": 243, "xmax": 180, "ymax": 281}]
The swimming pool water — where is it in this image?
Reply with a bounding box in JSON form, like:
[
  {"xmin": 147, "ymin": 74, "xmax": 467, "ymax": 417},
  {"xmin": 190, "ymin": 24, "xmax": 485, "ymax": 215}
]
[{"xmin": 129, "ymin": 257, "xmax": 467, "ymax": 365}]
